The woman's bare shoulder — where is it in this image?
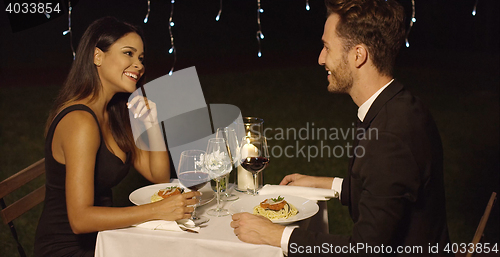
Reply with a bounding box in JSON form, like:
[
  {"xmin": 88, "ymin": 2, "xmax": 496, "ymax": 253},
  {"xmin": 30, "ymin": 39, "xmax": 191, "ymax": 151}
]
[
  {"xmin": 51, "ymin": 106, "xmax": 101, "ymax": 163},
  {"xmin": 55, "ymin": 108, "xmax": 101, "ymax": 147}
]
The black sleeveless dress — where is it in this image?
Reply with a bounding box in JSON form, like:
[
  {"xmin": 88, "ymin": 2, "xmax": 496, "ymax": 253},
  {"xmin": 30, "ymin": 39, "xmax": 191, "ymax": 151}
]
[{"xmin": 34, "ymin": 105, "xmax": 131, "ymax": 257}]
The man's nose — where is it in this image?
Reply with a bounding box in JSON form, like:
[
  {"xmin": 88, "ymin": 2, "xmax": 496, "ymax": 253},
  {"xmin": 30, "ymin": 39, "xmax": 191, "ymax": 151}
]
[{"xmin": 318, "ymin": 48, "xmax": 326, "ymax": 66}]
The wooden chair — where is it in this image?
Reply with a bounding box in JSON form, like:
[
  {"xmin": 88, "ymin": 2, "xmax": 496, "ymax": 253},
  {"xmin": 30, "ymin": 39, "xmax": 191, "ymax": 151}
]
[
  {"xmin": 460, "ymin": 192, "xmax": 497, "ymax": 257},
  {"xmin": 0, "ymin": 158, "xmax": 46, "ymax": 257}
]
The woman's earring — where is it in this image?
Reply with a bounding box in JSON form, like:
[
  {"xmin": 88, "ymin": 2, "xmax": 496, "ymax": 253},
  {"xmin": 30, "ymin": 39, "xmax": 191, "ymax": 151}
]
[{"xmin": 95, "ymin": 62, "xmax": 101, "ymax": 67}]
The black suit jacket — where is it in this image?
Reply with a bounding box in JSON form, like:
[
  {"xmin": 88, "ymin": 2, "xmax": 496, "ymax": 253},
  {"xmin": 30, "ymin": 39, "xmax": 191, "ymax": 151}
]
[{"xmin": 289, "ymin": 81, "xmax": 452, "ymax": 256}]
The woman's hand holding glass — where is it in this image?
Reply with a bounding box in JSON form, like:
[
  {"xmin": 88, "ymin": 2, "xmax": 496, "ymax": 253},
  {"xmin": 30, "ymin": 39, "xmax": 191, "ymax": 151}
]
[
  {"xmin": 149, "ymin": 191, "xmax": 200, "ymax": 221},
  {"xmin": 177, "ymin": 150, "xmax": 211, "ymax": 225}
]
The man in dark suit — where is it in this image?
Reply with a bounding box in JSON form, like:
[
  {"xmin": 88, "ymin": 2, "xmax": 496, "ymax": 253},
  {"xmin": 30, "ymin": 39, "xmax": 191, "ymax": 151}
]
[{"xmin": 230, "ymin": 0, "xmax": 452, "ymax": 256}]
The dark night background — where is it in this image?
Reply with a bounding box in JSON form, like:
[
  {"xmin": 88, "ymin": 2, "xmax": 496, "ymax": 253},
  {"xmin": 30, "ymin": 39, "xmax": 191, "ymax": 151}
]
[
  {"xmin": 2, "ymin": 0, "xmax": 496, "ymax": 80},
  {"xmin": 1, "ymin": 0, "xmax": 499, "ymax": 256}
]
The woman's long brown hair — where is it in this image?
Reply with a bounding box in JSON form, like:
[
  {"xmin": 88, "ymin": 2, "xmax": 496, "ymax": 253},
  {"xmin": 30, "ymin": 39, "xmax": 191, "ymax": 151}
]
[{"xmin": 45, "ymin": 17, "xmax": 146, "ymax": 162}]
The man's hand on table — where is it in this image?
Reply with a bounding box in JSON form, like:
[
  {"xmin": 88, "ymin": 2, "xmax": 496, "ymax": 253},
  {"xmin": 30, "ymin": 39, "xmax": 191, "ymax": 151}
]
[
  {"xmin": 280, "ymin": 173, "xmax": 334, "ymax": 189},
  {"xmin": 230, "ymin": 212, "xmax": 284, "ymax": 247}
]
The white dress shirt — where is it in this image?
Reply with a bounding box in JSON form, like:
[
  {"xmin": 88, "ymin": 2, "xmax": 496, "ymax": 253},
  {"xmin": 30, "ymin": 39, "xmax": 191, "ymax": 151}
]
[
  {"xmin": 357, "ymin": 79, "xmax": 393, "ymax": 122},
  {"xmin": 280, "ymin": 79, "xmax": 394, "ymax": 255}
]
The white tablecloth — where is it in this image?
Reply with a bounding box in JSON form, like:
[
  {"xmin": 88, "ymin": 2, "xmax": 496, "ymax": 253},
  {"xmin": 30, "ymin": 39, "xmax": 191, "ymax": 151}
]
[{"xmin": 95, "ymin": 184, "xmax": 328, "ymax": 257}]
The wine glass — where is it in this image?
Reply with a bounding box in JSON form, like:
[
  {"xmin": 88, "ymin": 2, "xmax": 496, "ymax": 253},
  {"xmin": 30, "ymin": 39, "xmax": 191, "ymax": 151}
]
[
  {"xmin": 215, "ymin": 127, "xmax": 240, "ymax": 201},
  {"xmin": 239, "ymin": 136, "xmax": 270, "ymax": 196},
  {"xmin": 204, "ymin": 138, "xmax": 232, "ymax": 217},
  {"xmin": 177, "ymin": 150, "xmax": 210, "ymax": 225}
]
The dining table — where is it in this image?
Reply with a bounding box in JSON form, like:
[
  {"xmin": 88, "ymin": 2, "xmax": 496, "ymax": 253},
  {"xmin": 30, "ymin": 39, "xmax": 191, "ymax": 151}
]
[{"xmin": 94, "ymin": 180, "xmax": 329, "ymax": 257}]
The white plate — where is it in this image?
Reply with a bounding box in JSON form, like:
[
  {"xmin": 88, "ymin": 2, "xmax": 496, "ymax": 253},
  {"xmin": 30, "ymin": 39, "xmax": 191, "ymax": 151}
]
[
  {"xmin": 129, "ymin": 182, "xmax": 215, "ymax": 206},
  {"xmin": 228, "ymin": 195, "xmax": 319, "ymax": 225}
]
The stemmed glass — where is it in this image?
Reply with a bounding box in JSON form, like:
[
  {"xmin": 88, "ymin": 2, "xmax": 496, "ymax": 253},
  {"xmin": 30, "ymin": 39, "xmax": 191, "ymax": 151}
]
[
  {"xmin": 239, "ymin": 136, "xmax": 270, "ymax": 196},
  {"xmin": 204, "ymin": 138, "xmax": 232, "ymax": 217},
  {"xmin": 177, "ymin": 150, "xmax": 210, "ymax": 225},
  {"xmin": 215, "ymin": 127, "xmax": 240, "ymax": 201}
]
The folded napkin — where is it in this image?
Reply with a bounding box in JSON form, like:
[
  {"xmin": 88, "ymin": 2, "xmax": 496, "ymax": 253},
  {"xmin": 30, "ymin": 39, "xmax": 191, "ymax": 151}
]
[
  {"xmin": 259, "ymin": 184, "xmax": 339, "ymax": 201},
  {"xmin": 133, "ymin": 219, "xmax": 200, "ymax": 232}
]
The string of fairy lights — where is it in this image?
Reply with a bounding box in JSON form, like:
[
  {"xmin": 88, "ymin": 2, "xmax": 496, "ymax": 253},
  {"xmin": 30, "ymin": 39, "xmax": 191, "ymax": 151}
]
[
  {"xmin": 256, "ymin": 0, "xmax": 264, "ymax": 57},
  {"xmin": 143, "ymin": 0, "xmax": 176, "ymax": 75},
  {"xmin": 56, "ymin": 0, "xmax": 481, "ymax": 74},
  {"xmin": 472, "ymin": 0, "xmax": 479, "ymax": 16},
  {"xmin": 143, "ymin": 0, "xmax": 150, "ymax": 23},
  {"xmin": 405, "ymin": 0, "xmax": 415, "ymax": 47},
  {"xmin": 216, "ymin": 0, "xmax": 222, "ymax": 21},
  {"xmin": 61, "ymin": 0, "xmax": 75, "ymax": 60},
  {"xmin": 166, "ymin": 0, "xmax": 176, "ymax": 76}
]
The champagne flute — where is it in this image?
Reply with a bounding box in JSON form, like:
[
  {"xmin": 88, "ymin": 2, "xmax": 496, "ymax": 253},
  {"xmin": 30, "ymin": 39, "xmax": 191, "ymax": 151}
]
[
  {"xmin": 239, "ymin": 136, "xmax": 270, "ymax": 196},
  {"xmin": 215, "ymin": 127, "xmax": 240, "ymax": 201},
  {"xmin": 177, "ymin": 150, "xmax": 210, "ymax": 225},
  {"xmin": 204, "ymin": 138, "xmax": 232, "ymax": 217}
]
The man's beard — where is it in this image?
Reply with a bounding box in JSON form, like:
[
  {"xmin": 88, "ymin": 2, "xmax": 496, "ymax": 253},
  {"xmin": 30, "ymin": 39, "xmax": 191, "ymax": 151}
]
[{"xmin": 327, "ymin": 53, "xmax": 353, "ymax": 94}]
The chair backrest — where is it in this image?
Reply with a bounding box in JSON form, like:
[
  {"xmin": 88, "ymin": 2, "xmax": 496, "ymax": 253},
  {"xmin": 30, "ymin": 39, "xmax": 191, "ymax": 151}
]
[
  {"xmin": 465, "ymin": 192, "xmax": 497, "ymax": 257},
  {"xmin": 0, "ymin": 158, "xmax": 46, "ymax": 257}
]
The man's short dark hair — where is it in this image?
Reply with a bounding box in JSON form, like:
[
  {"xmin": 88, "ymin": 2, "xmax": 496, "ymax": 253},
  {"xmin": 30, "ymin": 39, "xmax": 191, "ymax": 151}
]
[{"xmin": 326, "ymin": 0, "xmax": 406, "ymax": 76}]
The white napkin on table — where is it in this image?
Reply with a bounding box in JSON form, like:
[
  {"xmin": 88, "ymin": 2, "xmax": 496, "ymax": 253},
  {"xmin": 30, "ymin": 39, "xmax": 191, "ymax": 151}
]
[
  {"xmin": 259, "ymin": 184, "xmax": 338, "ymax": 201},
  {"xmin": 133, "ymin": 219, "xmax": 200, "ymax": 232}
]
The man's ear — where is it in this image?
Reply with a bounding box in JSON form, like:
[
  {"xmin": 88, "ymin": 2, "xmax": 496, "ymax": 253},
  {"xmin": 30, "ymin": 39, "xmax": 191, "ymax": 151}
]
[
  {"xmin": 94, "ymin": 48, "xmax": 103, "ymax": 67},
  {"xmin": 353, "ymin": 44, "xmax": 368, "ymax": 68}
]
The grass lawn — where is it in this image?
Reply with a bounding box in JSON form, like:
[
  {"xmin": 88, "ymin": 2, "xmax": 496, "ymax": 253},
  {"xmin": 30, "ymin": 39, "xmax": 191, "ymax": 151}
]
[{"xmin": 1, "ymin": 51, "xmax": 498, "ymax": 256}]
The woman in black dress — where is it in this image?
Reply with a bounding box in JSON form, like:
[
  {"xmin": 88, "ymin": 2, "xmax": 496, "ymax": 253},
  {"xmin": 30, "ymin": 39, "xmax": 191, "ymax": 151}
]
[{"xmin": 34, "ymin": 17, "xmax": 199, "ymax": 257}]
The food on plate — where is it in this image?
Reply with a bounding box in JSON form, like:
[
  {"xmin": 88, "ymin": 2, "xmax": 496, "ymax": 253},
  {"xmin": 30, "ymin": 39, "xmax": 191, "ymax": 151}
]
[
  {"xmin": 253, "ymin": 196, "xmax": 298, "ymax": 220},
  {"xmin": 150, "ymin": 186, "xmax": 183, "ymax": 203}
]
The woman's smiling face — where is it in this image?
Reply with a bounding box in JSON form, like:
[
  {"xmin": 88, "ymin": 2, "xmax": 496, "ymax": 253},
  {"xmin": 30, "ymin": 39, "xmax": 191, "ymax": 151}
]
[{"xmin": 95, "ymin": 32, "xmax": 145, "ymax": 94}]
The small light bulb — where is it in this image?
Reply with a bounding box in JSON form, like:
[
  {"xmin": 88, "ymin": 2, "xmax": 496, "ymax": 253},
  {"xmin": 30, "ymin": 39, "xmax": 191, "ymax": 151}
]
[
  {"xmin": 170, "ymin": 22, "xmax": 175, "ymax": 27},
  {"xmin": 259, "ymin": 8, "xmax": 264, "ymax": 13},
  {"xmin": 45, "ymin": 13, "xmax": 50, "ymax": 19},
  {"xmin": 216, "ymin": 14, "xmax": 220, "ymax": 21},
  {"xmin": 260, "ymin": 33, "xmax": 264, "ymax": 39},
  {"xmin": 169, "ymin": 70, "xmax": 173, "ymax": 76},
  {"xmin": 412, "ymin": 17, "xmax": 416, "ymax": 23},
  {"xmin": 169, "ymin": 47, "xmax": 174, "ymax": 54},
  {"xmin": 306, "ymin": 3, "xmax": 310, "ymax": 11},
  {"xmin": 258, "ymin": 51, "xmax": 262, "ymax": 57},
  {"xmin": 472, "ymin": 10, "xmax": 476, "ymax": 16},
  {"xmin": 63, "ymin": 30, "xmax": 69, "ymax": 35},
  {"xmin": 144, "ymin": 17, "xmax": 148, "ymax": 23},
  {"xmin": 171, "ymin": 0, "xmax": 175, "ymax": 3},
  {"xmin": 405, "ymin": 41, "xmax": 410, "ymax": 47}
]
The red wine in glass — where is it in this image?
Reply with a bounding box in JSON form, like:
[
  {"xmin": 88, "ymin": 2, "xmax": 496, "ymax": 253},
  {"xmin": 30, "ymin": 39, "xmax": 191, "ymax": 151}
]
[
  {"xmin": 178, "ymin": 171, "xmax": 210, "ymax": 191},
  {"xmin": 240, "ymin": 157, "xmax": 269, "ymax": 174}
]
